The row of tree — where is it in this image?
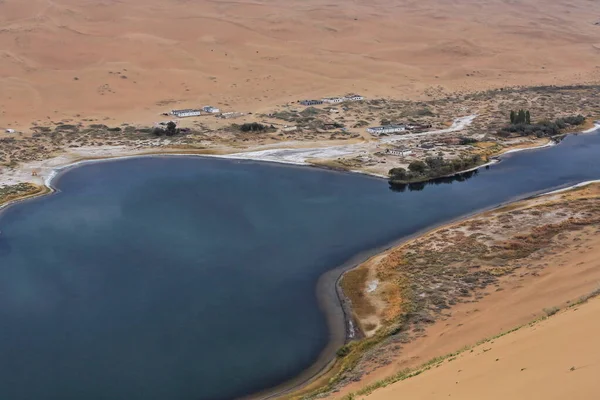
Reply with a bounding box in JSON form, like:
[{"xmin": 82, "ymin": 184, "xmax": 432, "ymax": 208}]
[
  {"xmin": 238, "ymin": 122, "xmax": 276, "ymax": 133},
  {"xmin": 499, "ymin": 113, "xmax": 586, "ymax": 138},
  {"xmin": 510, "ymin": 109, "xmax": 531, "ymax": 125},
  {"xmin": 388, "ymin": 155, "xmax": 483, "ymax": 184}
]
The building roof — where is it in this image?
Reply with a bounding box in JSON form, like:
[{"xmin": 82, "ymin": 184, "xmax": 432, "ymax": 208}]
[
  {"xmin": 172, "ymin": 109, "xmax": 201, "ymax": 113},
  {"xmin": 368, "ymin": 124, "xmax": 406, "ymax": 131}
]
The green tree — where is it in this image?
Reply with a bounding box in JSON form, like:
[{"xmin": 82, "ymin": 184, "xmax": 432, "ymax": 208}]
[
  {"xmin": 166, "ymin": 121, "xmax": 178, "ymax": 136},
  {"xmin": 389, "ymin": 167, "xmax": 408, "ymax": 180},
  {"xmin": 408, "ymin": 160, "xmax": 427, "ymax": 174},
  {"xmin": 525, "ymin": 110, "xmax": 531, "ymax": 124},
  {"xmin": 152, "ymin": 127, "xmax": 165, "ymax": 136},
  {"xmin": 510, "ymin": 110, "xmax": 516, "ymax": 124}
]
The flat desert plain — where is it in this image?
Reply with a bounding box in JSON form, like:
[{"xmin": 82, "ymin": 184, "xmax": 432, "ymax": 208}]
[{"xmin": 1, "ymin": 0, "xmax": 600, "ymax": 129}]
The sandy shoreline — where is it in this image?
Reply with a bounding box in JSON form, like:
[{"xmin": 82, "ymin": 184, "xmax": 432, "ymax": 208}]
[
  {"xmin": 253, "ymin": 182, "xmax": 600, "ymax": 399},
  {"xmin": 332, "ymin": 182, "xmax": 600, "ymax": 400}
]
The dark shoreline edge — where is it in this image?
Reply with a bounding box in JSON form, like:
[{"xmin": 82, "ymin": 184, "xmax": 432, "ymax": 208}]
[
  {"xmin": 247, "ymin": 183, "xmax": 582, "ymax": 400},
  {"xmin": 0, "ymin": 129, "xmax": 598, "ymax": 400},
  {"xmin": 245, "ymin": 128, "xmax": 600, "ymax": 399}
]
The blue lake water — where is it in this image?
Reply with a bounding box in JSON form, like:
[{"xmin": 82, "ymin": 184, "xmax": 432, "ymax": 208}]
[{"xmin": 0, "ymin": 130, "xmax": 599, "ymax": 400}]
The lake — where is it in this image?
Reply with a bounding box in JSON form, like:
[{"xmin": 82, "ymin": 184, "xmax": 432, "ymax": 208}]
[{"xmin": 0, "ymin": 130, "xmax": 599, "ymax": 400}]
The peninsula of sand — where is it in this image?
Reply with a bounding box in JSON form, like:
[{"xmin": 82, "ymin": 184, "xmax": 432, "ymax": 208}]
[{"xmin": 305, "ymin": 182, "xmax": 600, "ymax": 400}]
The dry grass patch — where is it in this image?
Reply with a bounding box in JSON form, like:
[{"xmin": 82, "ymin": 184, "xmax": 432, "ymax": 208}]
[
  {"xmin": 0, "ymin": 183, "xmax": 47, "ymax": 206},
  {"xmin": 340, "ymin": 267, "xmax": 376, "ymax": 320}
]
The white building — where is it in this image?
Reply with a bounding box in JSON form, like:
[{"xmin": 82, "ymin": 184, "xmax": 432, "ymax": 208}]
[
  {"xmin": 300, "ymin": 99, "xmax": 323, "ymax": 106},
  {"xmin": 5, "ymin": 129, "xmax": 16, "ymax": 133},
  {"xmin": 386, "ymin": 148, "xmax": 413, "ymax": 157},
  {"xmin": 345, "ymin": 95, "xmax": 365, "ymax": 101},
  {"xmin": 171, "ymin": 109, "xmax": 201, "ymax": 118},
  {"xmin": 220, "ymin": 112, "xmax": 245, "ymax": 119},
  {"xmin": 367, "ymin": 124, "xmax": 406, "ymax": 135},
  {"xmin": 321, "ymin": 97, "xmax": 345, "ymax": 104},
  {"xmin": 203, "ymin": 106, "xmax": 220, "ymax": 113}
]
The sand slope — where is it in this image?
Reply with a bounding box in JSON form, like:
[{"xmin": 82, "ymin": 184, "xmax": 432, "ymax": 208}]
[
  {"xmin": 327, "ymin": 184, "xmax": 600, "ymax": 399},
  {"xmin": 364, "ymin": 296, "xmax": 600, "ymax": 400},
  {"xmin": 1, "ymin": 0, "xmax": 600, "ymax": 129}
]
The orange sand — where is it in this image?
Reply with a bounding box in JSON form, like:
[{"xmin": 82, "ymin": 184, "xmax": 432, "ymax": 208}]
[
  {"xmin": 363, "ymin": 296, "xmax": 600, "ymax": 400},
  {"xmin": 2, "ymin": 0, "xmax": 600, "ymax": 130}
]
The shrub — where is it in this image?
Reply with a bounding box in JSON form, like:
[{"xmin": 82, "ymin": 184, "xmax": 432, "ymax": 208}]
[
  {"xmin": 408, "ymin": 160, "xmax": 427, "ymax": 173},
  {"xmin": 239, "ymin": 122, "xmax": 268, "ymax": 132},
  {"xmin": 336, "ymin": 345, "xmax": 351, "ymax": 358},
  {"xmin": 389, "ymin": 167, "xmax": 408, "ymax": 180},
  {"xmin": 459, "ymin": 137, "xmax": 479, "ymax": 145},
  {"xmin": 543, "ymin": 306, "xmax": 559, "ymax": 316}
]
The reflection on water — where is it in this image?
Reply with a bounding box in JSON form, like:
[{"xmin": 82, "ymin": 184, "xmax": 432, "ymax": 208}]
[{"xmin": 389, "ymin": 169, "xmax": 481, "ymax": 192}]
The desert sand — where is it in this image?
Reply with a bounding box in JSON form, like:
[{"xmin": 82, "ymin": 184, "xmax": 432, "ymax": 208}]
[
  {"xmin": 1, "ymin": 0, "xmax": 600, "ymax": 130},
  {"xmin": 2, "ymin": 1, "xmax": 600, "ymax": 398},
  {"xmin": 361, "ymin": 295, "xmax": 600, "ymax": 400}
]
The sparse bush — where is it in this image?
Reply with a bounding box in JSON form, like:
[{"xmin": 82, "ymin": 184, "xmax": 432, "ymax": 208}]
[
  {"xmin": 239, "ymin": 122, "xmax": 269, "ymax": 132},
  {"xmin": 459, "ymin": 137, "xmax": 479, "ymax": 145},
  {"xmin": 336, "ymin": 345, "xmax": 351, "ymax": 358},
  {"xmin": 543, "ymin": 306, "xmax": 559, "ymax": 316}
]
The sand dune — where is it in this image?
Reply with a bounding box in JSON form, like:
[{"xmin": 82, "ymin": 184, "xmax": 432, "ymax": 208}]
[
  {"xmin": 1, "ymin": 0, "xmax": 600, "ymax": 129},
  {"xmin": 328, "ymin": 183, "xmax": 600, "ymax": 399},
  {"xmin": 363, "ymin": 296, "xmax": 600, "ymax": 400}
]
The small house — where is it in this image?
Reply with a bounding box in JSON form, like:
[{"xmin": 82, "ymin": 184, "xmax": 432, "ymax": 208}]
[
  {"xmin": 171, "ymin": 109, "xmax": 201, "ymax": 118},
  {"xmin": 345, "ymin": 94, "xmax": 365, "ymax": 101},
  {"xmin": 366, "ymin": 124, "xmax": 406, "ymax": 135},
  {"xmin": 203, "ymin": 106, "xmax": 221, "ymax": 113},
  {"xmin": 321, "ymin": 97, "xmax": 344, "ymax": 104},
  {"xmin": 386, "ymin": 148, "xmax": 413, "ymax": 157},
  {"xmin": 220, "ymin": 112, "xmax": 245, "ymax": 119},
  {"xmin": 300, "ymin": 99, "xmax": 323, "ymax": 106}
]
